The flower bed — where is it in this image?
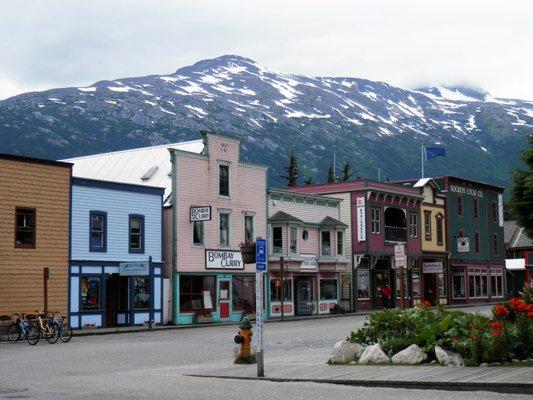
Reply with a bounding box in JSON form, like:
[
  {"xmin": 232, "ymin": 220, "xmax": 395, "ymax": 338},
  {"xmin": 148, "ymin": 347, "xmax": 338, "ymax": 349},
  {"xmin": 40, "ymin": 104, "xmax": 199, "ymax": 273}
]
[{"xmin": 346, "ymin": 287, "xmax": 533, "ymax": 366}]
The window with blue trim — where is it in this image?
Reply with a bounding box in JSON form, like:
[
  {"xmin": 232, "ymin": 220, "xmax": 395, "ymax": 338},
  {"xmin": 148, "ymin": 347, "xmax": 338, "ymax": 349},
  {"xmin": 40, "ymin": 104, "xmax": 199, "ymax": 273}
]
[
  {"xmin": 89, "ymin": 211, "xmax": 107, "ymax": 252},
  {"xmin": 129, "ymin": 214, "xmax": 145, "ymax": 253}
]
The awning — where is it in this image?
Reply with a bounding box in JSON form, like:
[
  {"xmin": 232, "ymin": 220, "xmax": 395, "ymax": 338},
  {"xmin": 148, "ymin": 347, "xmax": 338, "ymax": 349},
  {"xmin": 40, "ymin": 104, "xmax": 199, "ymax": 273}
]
[{"xmin": 505, "ymin": 258, "xmax": 526, "ymax": 271}]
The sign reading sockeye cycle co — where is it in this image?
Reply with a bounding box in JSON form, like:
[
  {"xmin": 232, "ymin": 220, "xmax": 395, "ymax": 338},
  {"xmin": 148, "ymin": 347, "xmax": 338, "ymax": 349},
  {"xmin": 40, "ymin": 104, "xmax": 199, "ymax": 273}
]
[
  {"xmin": 190, "ymin": 206, "xmax": 211, "ymax": 222},
  {"xmin": 205, "ymin": 250, "xmax": 244, "ymax": 270}
]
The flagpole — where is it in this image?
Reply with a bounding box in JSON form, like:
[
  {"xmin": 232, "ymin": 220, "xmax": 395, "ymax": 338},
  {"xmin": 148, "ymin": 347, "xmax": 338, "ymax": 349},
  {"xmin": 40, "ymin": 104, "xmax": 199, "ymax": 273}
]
[{"xmin": 421, "ymin": 144, "xmax": 424, "ymax": 179}]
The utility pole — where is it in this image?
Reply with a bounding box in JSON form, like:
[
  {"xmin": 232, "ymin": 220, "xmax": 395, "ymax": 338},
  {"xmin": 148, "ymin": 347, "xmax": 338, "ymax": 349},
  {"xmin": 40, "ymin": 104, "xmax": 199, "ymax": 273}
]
[{"xmin": 43, "ymin": 267, "xmax": 49, "ymax": 314}]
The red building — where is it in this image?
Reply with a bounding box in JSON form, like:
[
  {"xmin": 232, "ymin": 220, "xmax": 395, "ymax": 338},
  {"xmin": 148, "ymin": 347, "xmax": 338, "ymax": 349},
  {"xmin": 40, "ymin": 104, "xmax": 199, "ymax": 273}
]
[{"xmin": 289, "ymin": 180, "xmax": 423, "ymax": 310}]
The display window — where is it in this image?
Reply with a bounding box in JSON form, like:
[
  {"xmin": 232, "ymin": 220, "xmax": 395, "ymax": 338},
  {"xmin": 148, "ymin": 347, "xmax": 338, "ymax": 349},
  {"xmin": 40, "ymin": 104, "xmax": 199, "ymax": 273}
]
[
  {"xmin": 233, "ymin": 275, "xmax": 255, "ymax": 312},
  {"xmin": 357, "ymin": 269, "xmax": 370, "ymax": 299},
  {"xmin": 320, "ymin": 279, "xmax": 338, "ymax": 300},
  {"xmin": 411, "ymin": 268, "xmax": 420, "ymax": 298},
  {"xmin": 81, "ymin": 276, "xmax": 101, "ymax": 310},
  {"xmin": 452, "ymin": 268, "xmax": 465, "ymax": 298},
  {"xmin": 180, "ymin": 275, "xmax": 216, "ymax": 312},
  {"xmin": 270, "ymin": 278, "xmax": 292, "ymax": 301}
]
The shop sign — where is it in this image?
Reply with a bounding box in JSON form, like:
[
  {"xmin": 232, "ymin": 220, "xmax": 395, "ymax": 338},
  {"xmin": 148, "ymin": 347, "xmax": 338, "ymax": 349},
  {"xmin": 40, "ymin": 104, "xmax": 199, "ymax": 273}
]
[
  {"xmin": 205, "ymin": 250, "xmax": 244, "ymax": 270},
  {"xmin": 300, "ymin": 253, "xmax": 318, "ymax": 270},
  {"xmin": 457, "ymin": 237, "xmax": 470, "ymax": 253},
  {"xmin": 190, "ymin": 206, "xmax": 211, "ymax": 222},
  {"xmin": 449, "ymin": 184, "xmax": 483, "ymax": 198},
  {"xmin": 394, "ymin": 244, "xmax": 406, "ymax": 268},
  {"xmin": 498, "ymin": 194, "xmax": 504, "ymax": 227},
  {"xmin": 422, "ymin": 262, "xmax": 443, "ymax": 274},
  {"xmin": 119, "ymin": 261, "xmax": 149, "ymax": 276},
  {"xmin": 356, "ymin": 197, "xmax": 366, "ymax": 242}
]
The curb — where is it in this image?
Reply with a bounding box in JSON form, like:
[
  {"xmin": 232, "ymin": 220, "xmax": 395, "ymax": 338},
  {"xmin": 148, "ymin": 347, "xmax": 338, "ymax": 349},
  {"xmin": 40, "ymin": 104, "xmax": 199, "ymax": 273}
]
[{"xmin": 187, "ymin": 374, "xmax": 533, "ymax": 395}]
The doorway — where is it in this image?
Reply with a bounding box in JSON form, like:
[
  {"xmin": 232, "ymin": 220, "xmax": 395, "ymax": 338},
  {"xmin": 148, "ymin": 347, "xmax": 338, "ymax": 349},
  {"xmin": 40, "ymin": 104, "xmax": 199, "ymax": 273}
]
[
  {"xmin": 373, "ymin": 271, "xmax": 390, "ymax": 308},
  {"xmin": 423, "ymin": 274, "xmax": 437, "ymax": 305},
  {"xmin": 105, "ymin": 274, "xmax": 129, "ymax": 327},
  {"xmin": 218, "ymin": 279, "xmax": 231, "ymax": 319},
  {"xmin": 295, "ymin": 278, "xmax": 314, "ymax": 315}
]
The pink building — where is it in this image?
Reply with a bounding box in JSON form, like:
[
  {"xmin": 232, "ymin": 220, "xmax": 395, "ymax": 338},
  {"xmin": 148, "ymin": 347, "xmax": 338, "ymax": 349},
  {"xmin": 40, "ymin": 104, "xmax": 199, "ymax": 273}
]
[
  {"xmin": 170, "ymin": 131, "xmax": 268, "ymax": 324},
  {"xmin": 289, "ymin": 181, "xmax": 423, "ymax": 310},
  {"xmin": 267, "ymin": 189, "xmax": 350, "ymax": 317}
]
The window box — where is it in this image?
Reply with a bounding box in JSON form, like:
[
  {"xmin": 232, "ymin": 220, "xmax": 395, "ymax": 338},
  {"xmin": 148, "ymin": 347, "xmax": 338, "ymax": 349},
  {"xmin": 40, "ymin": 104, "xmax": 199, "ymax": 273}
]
[{"xmin": 239, "ymin": 242, "xmax": 256, "ymax": 264}]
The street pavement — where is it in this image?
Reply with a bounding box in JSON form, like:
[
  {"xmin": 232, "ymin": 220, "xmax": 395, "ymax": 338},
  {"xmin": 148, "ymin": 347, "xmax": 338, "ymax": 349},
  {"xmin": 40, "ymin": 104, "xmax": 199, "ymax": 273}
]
[{"xmin": 2, "ymin": 305, "xmax": 527, "ymax": 400}]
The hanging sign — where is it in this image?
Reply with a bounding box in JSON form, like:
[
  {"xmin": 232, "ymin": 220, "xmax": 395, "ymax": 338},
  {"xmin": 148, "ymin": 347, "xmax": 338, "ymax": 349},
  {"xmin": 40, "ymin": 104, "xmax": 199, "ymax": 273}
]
[
  {"xmin": 205, "ymin": 250, "xmax": 244, "ymax": 270},
  {"xmin": 190, "ymin": 206, "xmax": 211, "ymax": 222},
  {"xmin": 457, "ymin": 237, "xmax": 470, "ymax": 253},
  {"xmin": 356, "ymin": 197, "xmax": 366, "ymax": 242},
  {"xmin": 394, "ymin": 244, "xmax": 406, "ymax": 268}
]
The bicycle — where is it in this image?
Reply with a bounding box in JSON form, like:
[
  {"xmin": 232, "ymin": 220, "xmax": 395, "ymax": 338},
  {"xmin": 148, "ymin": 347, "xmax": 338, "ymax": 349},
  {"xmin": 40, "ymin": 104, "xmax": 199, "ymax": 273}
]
[
  {"xmin": 34, "ymin": 310, "xmax": 60, "ymax": 344},
  {"xmin": 8, "ymin": 313, "xmax": 40, "ymax": 345},
  {"xmin": 50, "ymin": 311, "xmax": 72, "ymax": 343}
]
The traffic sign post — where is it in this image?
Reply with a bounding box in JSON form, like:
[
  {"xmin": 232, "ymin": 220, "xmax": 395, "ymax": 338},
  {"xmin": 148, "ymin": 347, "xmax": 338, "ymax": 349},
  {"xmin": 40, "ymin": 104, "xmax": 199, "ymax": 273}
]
[{"xmin": 255, "ymin": 237, "xmax": 266, "ymax": 377}]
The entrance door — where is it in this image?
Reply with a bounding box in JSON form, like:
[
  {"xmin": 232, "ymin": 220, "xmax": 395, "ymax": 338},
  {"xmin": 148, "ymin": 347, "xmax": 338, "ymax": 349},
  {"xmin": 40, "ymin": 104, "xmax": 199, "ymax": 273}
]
[
  {"xmin": 373, "ymin": 271, "xmax": 390, "ymax": 308},
  {"xmin": 423, "ymin": 274, "xmax": 437, "ymax": 305},
  {"xmin": 105, "ymin": 275, "xmax": 129, "ymax": 327},
  {"xmin": 295, "ymin": 279, "xmax": 313, "ymax": 315},
  {"xmin": 218, "ymin": 279, "xmax": 231, "ymax": 319}
]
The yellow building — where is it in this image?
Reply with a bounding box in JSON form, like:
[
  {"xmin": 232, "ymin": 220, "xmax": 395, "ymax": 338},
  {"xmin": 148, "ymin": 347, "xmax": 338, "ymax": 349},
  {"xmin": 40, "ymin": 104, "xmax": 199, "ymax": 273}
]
[
  {"xmin": 0, "ymin": 154, "xmax": 72, "ymax": 316},
  {"xmin": 413, "ymin": 179, "xmax": 448, "ymax": 305}
]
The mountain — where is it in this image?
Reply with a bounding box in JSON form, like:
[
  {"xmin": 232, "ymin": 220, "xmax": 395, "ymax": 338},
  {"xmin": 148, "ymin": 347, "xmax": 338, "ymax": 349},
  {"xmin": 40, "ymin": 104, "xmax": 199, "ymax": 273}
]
[{"xmin": 0, "ymin": 55, "xmax": 531, "ymax": 188}]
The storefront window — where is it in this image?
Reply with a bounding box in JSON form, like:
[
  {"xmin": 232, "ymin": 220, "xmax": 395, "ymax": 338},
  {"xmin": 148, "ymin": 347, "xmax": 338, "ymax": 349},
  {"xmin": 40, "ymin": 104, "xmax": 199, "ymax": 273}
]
[
  {"xmin": 396, "ymin": 270, "xmax": 407, "ymax": 299},
  {"xmin": 357, "ymin": 269, "xmax": 370, "ymax": 299},
  {"xmin": 452, "ymin": 268, "xmax": 465, "ymax": 298},
  {"xmin": 437, "ymin": 273, "xmax": 445, "ymax": 297},
  {"xmin": 133, "ymin": 277, "xmax": 150, "ymax": 309},
  {"xmin": 320, "ymin": 279, "xmax": 338, "ymax": 300},
  {"xmin": 270, "ymin": 279, "xmax": 292, "ymax": 301},
  {"xmin": 468, "ymin": 268, "xmax": 489, "ymax": 298},
  {"xmin": 411, "ymin": 268, "xmax": 420, "ymax": 298},
  {"xmin": 491, "ymin": 268, "xmax": 503, "ymax": 297},
  {"xmin": 180, "ymin": 276, "xmax": 216, "ymax": 312},
  {"xmin": 81, "ymin": 277, "xmax": 101, "ymax": 311},
  {"xmin": 232, "ymin": 275, "xmax": 255, "ymax": 312}
]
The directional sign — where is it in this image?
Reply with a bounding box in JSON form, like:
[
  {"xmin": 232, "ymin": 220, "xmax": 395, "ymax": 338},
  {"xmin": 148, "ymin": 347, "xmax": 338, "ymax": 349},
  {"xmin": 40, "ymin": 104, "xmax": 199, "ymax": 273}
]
[
  {"xmin": 256, "ymin": 262, "xmax": 266, "ymax": 272},
  {"xmin": 256, "ymin": 237, "xmax": 266, "ymax": 263}
]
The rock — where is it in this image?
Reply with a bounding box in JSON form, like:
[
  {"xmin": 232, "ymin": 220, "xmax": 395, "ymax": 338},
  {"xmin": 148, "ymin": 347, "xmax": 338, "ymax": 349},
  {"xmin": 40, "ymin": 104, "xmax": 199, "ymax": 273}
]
[
  {"xmin": 391, "ymin": 344, "xmax": 428, "ymax": 365},
  {"xmin": 489, "ymin": 362, "xmax": 501, "ymax": 366},
  {"xmin": 350, "ymin": 342, "xmax": 367, "ymax": 358},
  {"xmin": 359, "ymin": 344, "xmax": 390, "ymax": 365},
  {"xmin": 349, "ymin": 360, "xmax": 357, "ymax": 365},
  {"xmin": 479, "ymin": 363, "xmax": 488, "ymax": 367},
  {"xmin": 511, "ymin": 358, "xmax": 520, "ymax": 363},
  {"xmin": 434, "ymin": 345, "xmax": 464, "ymax": 366},
  {"xmin": 522, "ymin": 360, "xmax": 529, "ymax": 363},
  {"xmin": 330, "ymin": 341, "xmax": 356, "ymax": 364},
  {"xmin": 430, "ymin": 360, "xmax": 437, "ymax": 365}
]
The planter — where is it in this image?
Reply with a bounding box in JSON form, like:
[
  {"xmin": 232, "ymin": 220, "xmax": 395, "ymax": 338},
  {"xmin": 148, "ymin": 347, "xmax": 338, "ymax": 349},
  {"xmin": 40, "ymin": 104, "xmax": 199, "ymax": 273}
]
[{"xmin": 240, "ymin": 244, "xmax": 256, "ymax": 264}]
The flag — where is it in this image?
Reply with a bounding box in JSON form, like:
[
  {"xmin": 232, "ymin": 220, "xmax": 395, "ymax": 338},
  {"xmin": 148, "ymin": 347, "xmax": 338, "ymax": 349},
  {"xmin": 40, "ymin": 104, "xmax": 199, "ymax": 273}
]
[{"xmin": 425, "ymin": 147, "xmax": 446, "ymax": 160}]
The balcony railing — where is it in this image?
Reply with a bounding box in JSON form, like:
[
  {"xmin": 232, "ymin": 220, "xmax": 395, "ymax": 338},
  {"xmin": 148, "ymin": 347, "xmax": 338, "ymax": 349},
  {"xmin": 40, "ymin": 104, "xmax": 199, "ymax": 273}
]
[{"xmin": 384, "ymin": 226, "xmax": 407, "ymax": 243}]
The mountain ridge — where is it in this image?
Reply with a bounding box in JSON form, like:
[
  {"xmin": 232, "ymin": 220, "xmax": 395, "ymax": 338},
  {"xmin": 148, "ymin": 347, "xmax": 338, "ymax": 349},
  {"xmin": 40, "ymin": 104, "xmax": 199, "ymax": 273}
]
[{"xmin": 0, "ymin": 55, "xmax": 531, "ymax": 188}]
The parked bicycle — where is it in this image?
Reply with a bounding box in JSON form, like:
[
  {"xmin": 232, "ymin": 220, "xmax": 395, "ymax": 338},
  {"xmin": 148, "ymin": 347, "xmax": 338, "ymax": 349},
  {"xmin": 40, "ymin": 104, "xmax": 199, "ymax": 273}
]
[
  {"xmin": 50, "ymin": 311, "xmax": 72, "ymax": 343},
  {"xmin": 7, "ymin": 313, "xmax": 40, "ymax": 345},
  {"xmin": 33, "ymin": 310, "xmax": 60, "ymax": 344}
]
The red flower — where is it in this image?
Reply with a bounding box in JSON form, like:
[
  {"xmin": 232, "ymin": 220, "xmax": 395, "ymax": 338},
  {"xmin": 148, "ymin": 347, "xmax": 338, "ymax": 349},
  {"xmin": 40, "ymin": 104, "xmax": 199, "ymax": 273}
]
[
  {"xmin": 493, "ymin": 304, "xmax": 509, "ymax": 318},
  {"xmin": 509, "ymin": 298, "xmax": 529, "ymax": 313},
  {"xmin": 528, "ymin": 311, "xmax": 533, "ymax": 319},
  {"xmin": 488, "ymin": 321, "xmax": 505, "ymax": 337},
  {"xmin": 420, "ymin": 300, "xmax": 432, "ymax": 308}
]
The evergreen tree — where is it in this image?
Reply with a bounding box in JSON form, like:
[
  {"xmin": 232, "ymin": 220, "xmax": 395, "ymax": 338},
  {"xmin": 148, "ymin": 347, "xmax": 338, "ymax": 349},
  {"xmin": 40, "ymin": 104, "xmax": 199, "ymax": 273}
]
[
  {"xmin": 509, "ymin": 136, "xmax": 533, "ymax": 237},
  {"xmin": 340, "ymin": 161, "xmax": 353, "ymax": 182},
  {"xmin": 327, "ymin": 162, "xmax": 335, "ymax": 183},
  {"xmin": 304, "ymin": 175, "xmax": 314, "ymax": 185},
  {"xmin": 283, "ymin": 149, "xmax": 299, "ymax": 186}
]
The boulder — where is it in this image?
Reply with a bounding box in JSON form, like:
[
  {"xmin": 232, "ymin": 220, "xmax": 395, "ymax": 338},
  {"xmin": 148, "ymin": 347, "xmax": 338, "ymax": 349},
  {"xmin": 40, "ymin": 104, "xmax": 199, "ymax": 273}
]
[
  {"xmin": 359, "ymin": 344, "xmax": 390, "ymax": 364},
  {"xmin": 391, "ymin": 344, "xmax": 428, "ymax": 365},
  {"xmin": 351, "ymin": 342, "xmax": 367, "ymax": 358},
  {"xmin": 330, "ymin": 341, "xmax": 356, "ymax": 364},
  {"xmin": 434, "ymin": 345, "xmax": 464, "ymax": 366}
]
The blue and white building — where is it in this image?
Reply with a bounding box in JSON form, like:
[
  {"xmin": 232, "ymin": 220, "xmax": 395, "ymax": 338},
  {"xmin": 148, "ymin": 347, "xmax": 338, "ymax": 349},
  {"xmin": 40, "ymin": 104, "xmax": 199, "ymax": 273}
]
[{"xmin": 69, "ymin": 177, "xmax": 164, "ymax": 329}]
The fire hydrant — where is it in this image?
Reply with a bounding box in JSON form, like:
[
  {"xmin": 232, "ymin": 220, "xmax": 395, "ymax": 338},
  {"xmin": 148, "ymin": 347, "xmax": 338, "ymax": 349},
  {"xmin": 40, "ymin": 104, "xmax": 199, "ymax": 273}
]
[{"xmin": 234, "ymin": 317, "xmax": 255, "ymax": 363}]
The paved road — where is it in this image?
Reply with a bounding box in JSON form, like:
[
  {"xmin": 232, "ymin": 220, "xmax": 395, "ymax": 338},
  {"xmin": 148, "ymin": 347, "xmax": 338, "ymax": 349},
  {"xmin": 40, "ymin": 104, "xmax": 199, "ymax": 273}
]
[{"xmin": 2, "ymin": 305, "xmax": 522, "ymax": 400}]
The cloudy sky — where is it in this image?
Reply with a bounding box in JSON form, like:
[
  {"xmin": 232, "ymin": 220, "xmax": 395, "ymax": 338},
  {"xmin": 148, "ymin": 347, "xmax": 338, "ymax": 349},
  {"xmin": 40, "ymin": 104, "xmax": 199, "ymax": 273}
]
[{"xmin": 1, "ymin": 0, "xmax": 531, "ymax": 100}]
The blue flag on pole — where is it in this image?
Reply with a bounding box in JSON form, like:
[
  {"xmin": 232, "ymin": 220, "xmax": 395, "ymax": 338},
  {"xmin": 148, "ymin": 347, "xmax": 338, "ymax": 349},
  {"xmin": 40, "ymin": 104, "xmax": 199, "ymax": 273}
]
[{"xmin": 425, "ymin": 147, "xmax": 446, "ymax": 160}]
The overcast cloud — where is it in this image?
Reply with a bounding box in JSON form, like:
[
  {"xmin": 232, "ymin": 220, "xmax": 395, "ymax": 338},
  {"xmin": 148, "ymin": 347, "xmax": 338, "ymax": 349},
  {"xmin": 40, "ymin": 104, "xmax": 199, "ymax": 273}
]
[{"xmin": 0, "ymin": 0, "xmax": 531, "ymax": 100}]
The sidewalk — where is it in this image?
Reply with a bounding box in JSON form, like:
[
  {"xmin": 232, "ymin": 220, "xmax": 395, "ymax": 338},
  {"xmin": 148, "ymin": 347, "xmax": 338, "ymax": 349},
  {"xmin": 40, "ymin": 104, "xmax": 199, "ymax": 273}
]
[
  {"xmin": 188, "ymin": 361, "xmax": 533, "ymax": 395},
  {"xmin": 72, "ymin": 302, "xmax": 498, "ymax": 337}
]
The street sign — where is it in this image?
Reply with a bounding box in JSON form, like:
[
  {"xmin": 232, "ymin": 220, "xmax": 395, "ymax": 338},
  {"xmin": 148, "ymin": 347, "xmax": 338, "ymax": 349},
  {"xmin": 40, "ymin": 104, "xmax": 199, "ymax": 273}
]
[
  {"xmin": 256, "ymin": 237, "xmax": 266, "ymax": 263},
  {"xmin": 256, "ymin": 262, "xmax": 266, "ymax": 272}
]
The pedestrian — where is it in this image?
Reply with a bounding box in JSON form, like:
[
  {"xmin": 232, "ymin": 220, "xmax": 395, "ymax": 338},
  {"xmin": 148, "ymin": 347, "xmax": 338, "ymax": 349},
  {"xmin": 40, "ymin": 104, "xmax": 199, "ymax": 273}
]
[{"xmin": 381, "ymin": 283, "xmax": 392, "ymax": 308}]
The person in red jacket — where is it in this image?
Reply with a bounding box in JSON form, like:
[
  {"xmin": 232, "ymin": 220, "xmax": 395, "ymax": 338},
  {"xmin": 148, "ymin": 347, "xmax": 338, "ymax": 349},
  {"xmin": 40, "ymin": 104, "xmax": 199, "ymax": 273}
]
[{"xmin": 381, "ymin": 283, "xmax": 392, "ymax": 308}]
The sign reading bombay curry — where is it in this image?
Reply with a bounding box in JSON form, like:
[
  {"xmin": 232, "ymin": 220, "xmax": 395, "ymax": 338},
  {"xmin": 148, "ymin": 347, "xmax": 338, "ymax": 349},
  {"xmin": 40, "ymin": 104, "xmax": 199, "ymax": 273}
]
[
  {"xmin": 205, "ymin": 250, "xmax": 244, "ymax": 270},
  {"xmin": 190, "ymin": 206, "xmax": 211, "ymax": 222}
]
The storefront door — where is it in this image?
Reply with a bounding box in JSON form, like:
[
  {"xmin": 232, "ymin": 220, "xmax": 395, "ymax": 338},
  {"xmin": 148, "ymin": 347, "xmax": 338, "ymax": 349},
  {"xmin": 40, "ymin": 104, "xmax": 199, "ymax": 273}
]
[
  {"xmin": 373, "ymin": 271, "xmax": 390, "ymax": 308},
  {"xmin": 295, "ymin": 278, "xmax": 313, "ymax": 315},
  {"xmin": 105, "ymin": 274, "xmax": 129, "ymax": 327},
  {"xmin": 423, "ymin": 274, "xmax": 437, "ymax": 305},
  {"xmin": 218, "ymin": 279, "xmax": 231, "ymax": 319}
]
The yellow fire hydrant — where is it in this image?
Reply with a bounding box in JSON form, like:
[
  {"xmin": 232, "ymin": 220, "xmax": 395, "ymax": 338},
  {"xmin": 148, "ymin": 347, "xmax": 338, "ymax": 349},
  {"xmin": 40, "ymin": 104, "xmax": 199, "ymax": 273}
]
[{"xmin": 234, "ymin": 317, "xmax": 256, "ymax": 364}]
